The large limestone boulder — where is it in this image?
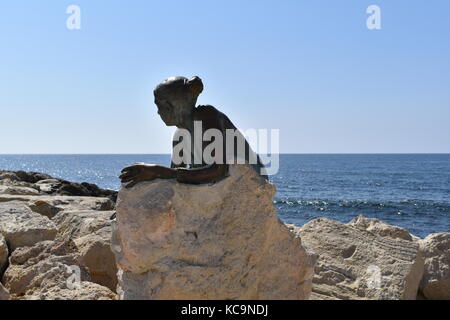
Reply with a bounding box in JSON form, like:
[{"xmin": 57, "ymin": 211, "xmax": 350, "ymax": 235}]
[
  {"xmin": 0, "ymin": 201, "xmax": 57, "ymax": 251},
  {"xmin": 3, "ymin": 240, "xmax": 82, "ymax": 297},
  {"xmin": 112, "ymin": 164, "xmax": 316, "ymax": 300},
  {"xmin": 53, "ymin": 210, "xmax": 114, "ymax": 240},
  {"xmin": 419, "ymin": 233, "xmax": 450, "ymax": 300},
  {"xmin": 2, "ymin": 239, "xmax": 116, "ymax": 300},
  {"xmin": 53, "ymin": 210, "xmax": 118, "ymax": 291},
  {"xmin": 348, "ymin": 215, "xmax": 414, "ymax": 241},
  {"xmin": 73, "ymin": 234, "xmax": 118, "ymax": 292},
  {"xmin": 299, "ymin": 218, "xmax": 424, "ymax": 300}
]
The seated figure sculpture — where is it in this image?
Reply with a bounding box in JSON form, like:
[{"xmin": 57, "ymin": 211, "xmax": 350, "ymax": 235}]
[{"xmin": 119, "ymin": 76, "xmax": 267, "ymax": 188}]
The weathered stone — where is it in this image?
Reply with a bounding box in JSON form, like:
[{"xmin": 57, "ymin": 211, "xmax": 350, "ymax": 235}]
[
  {"xmin": 53, "ymin": 210, "xmax": 114, "ymax": 240},
  {"xmin": 9, "ymin": 171, "xmax": 53, "ymax": 184},
  {"xmin": 74, "ymin": 234, "xmax": 118, "ymax": 292},
  {"xmin": 35, "ymin": 179, "xmax": 61, "ymax": 193},
  {"xmin": 3, "ymin": 239, "xmax": 116, "ymax": 300},
  {"xmin": 28, "ymin": 200, "xmax": 62, "ymax": 219},
  {"xmin": 25, "ymin": 281, "xmax": 116, "ymax": 300},
  {"xmin": 419, "ymin": 233, "xmax": 450, "ymax": 300},
  {"xmin": 299, "ymin": 218, "xmax": 424, "ymax": 300},
  {"xmin": 0, "ymin": 170, "xmax": 120, "ymax": 300},
  {"xmin": 112, "ymin": 164, "xmax": 316, "ymax": 300},
  {"xmin": 0, "ymin": 234, "xmax": 8, "ymax": 275},
  {"xmin": 0, "ymin": 172, "xmax": 20, "ymax": 182},
  {"xmin": 3, "ymin": 239, "xmax": 82, "ymax": 296},
  {"xmin": 0, "ymin": 170, "xmax": 118, "ymax": 202},
  {"xmin": 53, "ymin": 210, "xmax": 118, "ymax": 291},
  {"xmin": 0, "ymin": 185, "xmax": 40, "ymax": 196},
  {"xmin": 0, "ymin": 195, "xmax": 114, "ymax": 213},
  {"xmin": 35, "ymin": 178, "xmax": 118, "ymax": 201},
  {"xmin": 0, "ymin": 201, "xmax": 57, "ymax": 251},
  {"xmin": 348, "ymin": 215, "xmax": 413, "ymax": 241},
  {"xmin": 0, "ymin": 283, "xmax": 10, "ymax": 300},
  {"xmin": 309, "ymin": 291, "xmax": 340, "ymax": 300},
  {"xmin": 0, "ymin": 180, "xmax": 37, "ymax": 189}
]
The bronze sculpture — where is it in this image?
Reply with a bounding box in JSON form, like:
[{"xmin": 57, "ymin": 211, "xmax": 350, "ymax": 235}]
[{"xmin": 120, "ymin": 76, "xmax": 266, "ymax": 188}]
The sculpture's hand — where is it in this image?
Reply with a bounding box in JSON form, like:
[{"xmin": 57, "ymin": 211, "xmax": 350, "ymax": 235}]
[{"xmin": 120, "ymin": 164, "xmax": 175, "ymax": 189}]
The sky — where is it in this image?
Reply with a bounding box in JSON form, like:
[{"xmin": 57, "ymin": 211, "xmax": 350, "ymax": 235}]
[{"xmin": 0, "ymin": 0, "xmax": 449, "ymax": 154}]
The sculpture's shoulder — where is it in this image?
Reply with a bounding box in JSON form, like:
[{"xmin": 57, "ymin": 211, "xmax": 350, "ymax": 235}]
[
  {"xmin": 193, "ymin": 105, "xmax": 235, "ymax": 130},
  {"xmin": 193, "ymin": 105, "xmax": 226, "ymax": 129},
  {"xmin": 194, "ymin": 104, "xmax": 223, "ymax": 118}
]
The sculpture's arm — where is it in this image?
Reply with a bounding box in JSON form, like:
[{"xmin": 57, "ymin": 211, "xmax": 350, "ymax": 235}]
[
  {"xmin": 171, "ymin": 162, "xmax": 186, "ymax": 168},
  {"xmin": 120, "ymin": 105, "xmax": 242, "ymax": 188},
  {"xmin": 121, "ymin": 166, "xmax": 229, "ymax": 190},
  {"xmin": 120, "ymin": 163, "xmax": 229, "ymax": 188},
  {"xmin": 176, "ymin": 163, "xmax": 229, "ymax": 184},
  {"xmin": 119, "ymin": 164, "xmax": 176, "ymax": 188}
]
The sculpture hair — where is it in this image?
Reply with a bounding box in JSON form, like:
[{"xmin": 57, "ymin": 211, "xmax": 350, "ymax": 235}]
[
  {"xmin": 154, "ymin": 76, "xmax": 203, "ymax": 99},
  {"xmin": 187, "ymin": 76, "xmax": 204, "ymax": 97}
]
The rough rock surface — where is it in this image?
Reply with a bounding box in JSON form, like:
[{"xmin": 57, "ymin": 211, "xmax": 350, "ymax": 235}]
[
  {"xmin": 53, "ymin": 210, "xmax": 118, "ymax": 291},
  {"xmin": 0, "ymin": 201, "xmax": 58, "ymax": 251},
  {"xmin": 0, "ymin": 170, "xmax": 119, "ymax": 300},
  {"xmin": 28, "ymin": 281, "xmax": 117, "ymax": 300},
  {"xmin": 0, "ymin": 195, "xmax": 114, "ymax": 214},
  {"xmin": 0, "ymin": 234, "xmax": 8, "ymax": 275},
  {"xmin": 0, "ymin": 170, "xmax": 117, "ymax": 202},
  {"xmin": 112, "ymin": 164, "xmax": 316, "ymax": 300},
  {"xmin": 418, "ymin": 233, "xmax": 450, "ymax": 300},
  {"xmin": 0, "ymin": 283, "xmax": 10, "ymax": 300},
  {"xmin": 4, "ymin": 239, "xmax": 84, "ymax": 297},
  {"xmin": 348, "ymin": 215, "xmax": 414, "ymax": 241},
  {"xmin": 299, "ymin": 218, "xmax": 424, "ymax": 300},
  {"xmin": 3, "ymin": 238, "xmax": 116, "ymax": 300},
  {"xmin": 0, "ymin": 185, "xmax": 40, "ymax": 196}
]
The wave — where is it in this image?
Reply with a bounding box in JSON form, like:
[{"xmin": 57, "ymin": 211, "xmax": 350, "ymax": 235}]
[{"xmin": 273, "ymin": 198, "xmax": 450, "ymax": 214}]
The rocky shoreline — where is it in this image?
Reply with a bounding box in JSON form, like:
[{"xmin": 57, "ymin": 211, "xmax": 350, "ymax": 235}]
[
  {"xmin": 0, "ymin": 170, "xmax": 118, "ymax": 300},
  {"xmin": 0, "ymin": 170, "xmax": 448, "ymax": 300}
]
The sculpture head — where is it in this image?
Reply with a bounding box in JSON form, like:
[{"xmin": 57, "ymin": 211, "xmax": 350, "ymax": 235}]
[{"xmin": 153, "ymin": 76, "xmax": 204, "ymax": 127}]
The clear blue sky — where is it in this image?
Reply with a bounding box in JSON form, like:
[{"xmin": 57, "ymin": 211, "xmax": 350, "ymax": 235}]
[{"xmin": 1, "ymin": 0, "xmax": 449, "ymax": 154}]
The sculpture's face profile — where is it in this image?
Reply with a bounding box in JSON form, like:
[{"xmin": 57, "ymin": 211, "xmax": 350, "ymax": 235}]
[
  {"xmin": 153, "ymin": 76, "xmax": 203, "ymax": 127},
  {"xmin": 154, "ymin": 95, "xmax": 179, "ymax": 126}
]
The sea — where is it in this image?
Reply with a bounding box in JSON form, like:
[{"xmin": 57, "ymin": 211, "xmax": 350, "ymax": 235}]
[{"xmin": 0, "ymin": 154, "xmax": 449, "ymax": 238}]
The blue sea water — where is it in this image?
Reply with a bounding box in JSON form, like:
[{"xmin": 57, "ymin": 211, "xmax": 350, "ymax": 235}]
[{"xmin": 0, "ymin": 154, "xmax": 449, "ymax": 238}]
